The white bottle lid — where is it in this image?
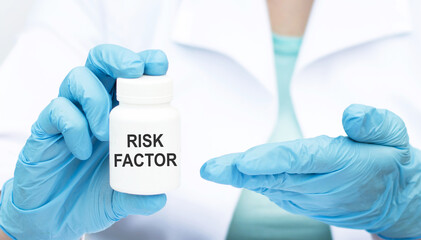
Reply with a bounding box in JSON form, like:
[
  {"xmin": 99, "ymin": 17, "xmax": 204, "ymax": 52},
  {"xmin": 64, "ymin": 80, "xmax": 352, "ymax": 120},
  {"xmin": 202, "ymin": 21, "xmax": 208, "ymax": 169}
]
[{"xmin": 117, "ymin": 75, "xmax": 172, "ymax": 104}]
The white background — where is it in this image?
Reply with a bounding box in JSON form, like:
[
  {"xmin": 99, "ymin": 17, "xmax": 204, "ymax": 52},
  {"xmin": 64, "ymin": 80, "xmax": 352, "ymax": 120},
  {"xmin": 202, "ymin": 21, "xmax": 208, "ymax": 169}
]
[{"xmin": 0, "ymin": 0, "xmax": 33, "ymax": 65}]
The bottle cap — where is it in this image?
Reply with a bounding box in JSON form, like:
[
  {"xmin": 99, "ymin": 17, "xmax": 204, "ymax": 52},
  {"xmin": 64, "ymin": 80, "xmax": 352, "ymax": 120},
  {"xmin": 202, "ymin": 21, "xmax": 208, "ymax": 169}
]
[{"xmin": 117, "ymin": 75, "xmax": 172, "ymax": 104}]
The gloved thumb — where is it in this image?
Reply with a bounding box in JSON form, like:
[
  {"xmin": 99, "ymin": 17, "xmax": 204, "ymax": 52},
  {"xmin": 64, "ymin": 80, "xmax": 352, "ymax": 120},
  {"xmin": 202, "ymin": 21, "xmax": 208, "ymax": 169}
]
[
  {"xmin": 342, "ymin": 104, "xmax": 409, "ymax": 148},
  {"xmin": 111, "ymin": 192, "xmax": 167, "ymax": 219}
]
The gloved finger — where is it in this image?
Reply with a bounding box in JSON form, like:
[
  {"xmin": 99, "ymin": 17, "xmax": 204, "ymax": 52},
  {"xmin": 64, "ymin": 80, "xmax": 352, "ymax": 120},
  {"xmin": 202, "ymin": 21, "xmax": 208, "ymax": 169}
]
[
  {"xmin": 201, "ymin": 154, "xmax": 341, "ymax": 195},
  {"xmin": 138, "ymin": 49, "xmax": 169, "ymax": 75},
  {"xmin": 201, "ymin": 153, "xmax": 263, "ymax": 188},
  {"xmin": 233, "ymin": 136, "xmax": 353, "ymax": 175},
  {"xmin": 85, "ymin": 44, "xmax": 144, "ymax": 92},
  {"xmin": 201, "ymin": 153, "xmax": 306, "ymax": 190},
  {"xmin": 85, "ymin": 45, "xmax": 169, "ymax": 94},
  {"xmin": 205, "ymin": 157, "xmax": 324, "ymax": 215},
  {"xmin": 59, "ymin": 67, "xmax": 111, "ymax": 141},
  {"xmin": 111, "ymin": 192, "xmax": 167, "ymax": 218},
  {"xmin": 25, "ymin": 97, "xmax": 93, "ymax": 161},
  {"xmin": 201, "ymin": 153, "xmax": 250, "ymax": 188},
  {"xmin": 342, "ymin": 104, "xmax": 409, "ymax": 148}
]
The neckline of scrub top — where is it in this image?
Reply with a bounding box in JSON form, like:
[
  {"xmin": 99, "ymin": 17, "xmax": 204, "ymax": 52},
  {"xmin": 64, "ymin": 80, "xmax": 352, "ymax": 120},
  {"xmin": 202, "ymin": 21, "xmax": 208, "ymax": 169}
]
[{"xmin": 272, "ymin": 33, "xmax": 303, "ymax": 55}]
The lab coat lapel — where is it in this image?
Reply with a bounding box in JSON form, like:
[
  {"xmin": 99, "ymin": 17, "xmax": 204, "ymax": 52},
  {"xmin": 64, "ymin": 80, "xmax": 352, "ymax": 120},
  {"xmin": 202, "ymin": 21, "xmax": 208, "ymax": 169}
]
[
  {"xmin": 172, "ymin": 0, "xmax": 412, "ymax": 117},
  {"xmin": 295, "ymin": 0, "xmax": 412, "ymax": 72},
  {"xmin": 172, "ymin": 0, "xmax": 277, "ymax": 97},
  {"xmin": 291, "ymin": 0, "xmax": 412, "ymax": 137}
]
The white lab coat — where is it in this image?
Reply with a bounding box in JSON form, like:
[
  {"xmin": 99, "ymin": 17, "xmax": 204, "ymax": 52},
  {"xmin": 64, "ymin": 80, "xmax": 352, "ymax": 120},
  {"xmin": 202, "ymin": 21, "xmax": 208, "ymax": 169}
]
[{"xmin": 0, "ymin": 0, "xmax": 420, "ymax": 239}]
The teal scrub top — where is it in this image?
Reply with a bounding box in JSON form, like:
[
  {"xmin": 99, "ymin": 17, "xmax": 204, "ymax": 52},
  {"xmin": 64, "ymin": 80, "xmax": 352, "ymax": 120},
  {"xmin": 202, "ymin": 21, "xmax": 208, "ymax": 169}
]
[{"xmin": 226, "ymin": 34, "xmax": 332, "ymax": 240}]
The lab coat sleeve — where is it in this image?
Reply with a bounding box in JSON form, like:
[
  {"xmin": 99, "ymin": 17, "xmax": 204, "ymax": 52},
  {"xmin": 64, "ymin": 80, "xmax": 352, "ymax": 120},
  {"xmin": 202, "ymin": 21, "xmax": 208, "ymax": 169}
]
[{"xmin": 0, "ymin": 0, "xmax": 105, "ymax": 185}]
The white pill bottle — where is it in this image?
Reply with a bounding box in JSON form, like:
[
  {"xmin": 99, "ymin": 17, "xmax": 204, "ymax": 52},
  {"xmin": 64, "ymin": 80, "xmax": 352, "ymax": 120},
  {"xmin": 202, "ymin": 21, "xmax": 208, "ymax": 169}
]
[{"xmin": 109, "ymin": 75, "xmax": 180, "ymax": 195}]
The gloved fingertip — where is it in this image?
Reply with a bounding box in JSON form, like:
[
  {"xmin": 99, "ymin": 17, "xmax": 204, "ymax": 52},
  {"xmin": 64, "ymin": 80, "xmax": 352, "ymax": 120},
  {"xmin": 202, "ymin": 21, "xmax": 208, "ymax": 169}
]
[
  {"xmin": 73, "ymin": 132, "xmax": 93, "ymax": 159},
  {"xmin": 342, "ymin": 104, "xmax": 369, "ymax": 129},
  {"xmin": 200, "ymin": 153, "xmax": 244, "ymax": 186},
  {"xmin": 92, "ymin": 123, "xmax": 109, "ymax": 142},
  {"xmin": 138, "ymin": 49, "xmax": 169, "ymax": 76},
  {"xmin": 199, "ymin": 162, "xmax": 212, "ymax": 180},
  {"xmin": 342, "ymin": 104, "xmax": 409, "ymax": 148},
  {"xmin": 87, "ymin": 44, "xmax": 146, "ymax": 79},
  {"xmin": 66, "ymin": 134, "xmax": 92, "ymax": 160},
  {"xmin": 200, "ymin": 158, "xmax": 224, "ymax": 181},
  {"xmin": 72, "ymin": 143, "xmax": 93, "ymax": 160},
  {"xmin": 342, "ymin": 104, "xmax": 369, "ymax": 138}
]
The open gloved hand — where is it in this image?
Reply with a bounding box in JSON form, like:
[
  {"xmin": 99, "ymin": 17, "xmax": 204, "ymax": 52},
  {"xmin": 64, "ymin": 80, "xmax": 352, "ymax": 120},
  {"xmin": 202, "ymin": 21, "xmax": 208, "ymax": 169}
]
[
  {"xmin": 201, "ymin": 104, "xmax": 421, "ymax": 239},
  {"xmin": 0, "ymin": 45, "xmax": 168, "ymax": 240}
]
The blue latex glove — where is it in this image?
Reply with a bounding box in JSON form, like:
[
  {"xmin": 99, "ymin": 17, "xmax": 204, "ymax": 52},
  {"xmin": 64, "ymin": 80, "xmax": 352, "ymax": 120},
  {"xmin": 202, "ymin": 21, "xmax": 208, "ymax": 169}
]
[
  {"xmin": 0, "ymin": 45, "xmax": 169, "ymax": 240},
  {"xmin": 201, "ymin": 104, "xmax": 421, "ymax": 239}
]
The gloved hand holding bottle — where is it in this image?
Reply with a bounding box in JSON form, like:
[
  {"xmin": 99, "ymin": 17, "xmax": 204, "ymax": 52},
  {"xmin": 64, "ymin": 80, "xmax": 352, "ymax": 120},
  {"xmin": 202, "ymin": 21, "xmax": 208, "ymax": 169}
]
[
  {"xmin": 201, "ymin": 104, "xmax": 421, "ymax": 239},
  {"xmin": 0, "ymin": 45, "xmax": 169, "ymax": 240}
]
